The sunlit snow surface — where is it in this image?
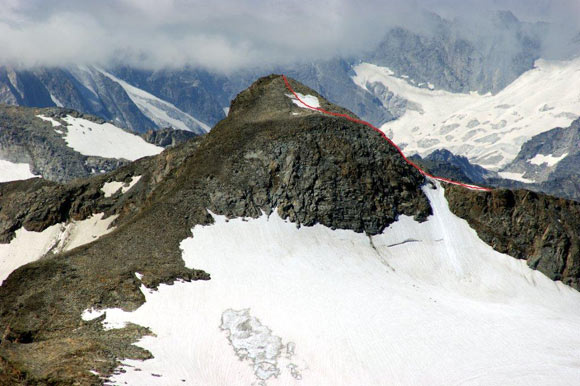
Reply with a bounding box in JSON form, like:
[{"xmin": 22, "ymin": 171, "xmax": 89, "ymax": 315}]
[
  {"xmin": 36, "ymin": 114, "xmax": 62, "ymax": 127},
  {"xmin": 101, "ymin": 176, "xmax": 142, "ymax": 198},
  {"xmin": 529, "ymin": 153, "xmax": 569, "ymax": 167},
  {"xmin": 497, "ymin": 171, "xmax": 536, "ymax": 183},
  {"xmin": 0, "ymin": 160, "xmax": 39, "ymax": 182},
  {"xmin": 102, "ymin": 182, "xmax": 580, "ymax": 385},
  {"xmin": 286, "ymin": 93, "xmax": 321, "ymax": 110},
  {"xmin": 352, "ymin": 59, "xmax": 580, "ymax": 170},
  {"xmin": 61, "ymin": 116, "xmax": 163, "ymax": 160}
]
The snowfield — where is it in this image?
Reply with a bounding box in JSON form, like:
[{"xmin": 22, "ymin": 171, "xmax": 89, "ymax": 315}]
[
  {"xmin": 61, "ymin": 116, "xmax": 163, "ymax": 160},
  {"xmin": 0, "ymin": 160, "xmax": 39, "ymax": 182},
  {"xmin": 352, "ymin": 58, "xmax": 580, "ymax": 170},
  {"xmin": 97, "ymin": 182, "xmax": 580, "ymax": 386},
  {"xmin": 0, "ymin": 213, "xmax": 117, "ymax": 284}
]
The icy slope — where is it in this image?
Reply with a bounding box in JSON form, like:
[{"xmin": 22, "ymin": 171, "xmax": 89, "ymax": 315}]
[
  {"xmin": 352, "ymin": 59, "xmax": 580, "ymax": 170},
  {"xmin": 96, "ymin": 182, "xmax": 580, "ymax": 386},
  {"xmin": 61, "ymin": 116, "xmax": 163, "ymax": 161},
  {"xmin": 99, "ymin": 70, "xmax": 210, "ymax": 134}
]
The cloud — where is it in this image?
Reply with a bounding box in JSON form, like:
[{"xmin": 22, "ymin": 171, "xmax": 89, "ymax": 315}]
[{"xmin": 0, "ymin": 0, "xmax": 578, "ymax": 71}]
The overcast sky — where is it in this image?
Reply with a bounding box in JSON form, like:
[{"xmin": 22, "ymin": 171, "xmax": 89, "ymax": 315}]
[{"xmin": 0, "ymin": 0, "xmax": 578, "ymax": 71}]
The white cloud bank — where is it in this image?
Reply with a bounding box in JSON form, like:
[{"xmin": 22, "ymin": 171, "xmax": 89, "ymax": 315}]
[{"xmin": 0, "ymin": 0, "xmax": 578, "ymax": 72}]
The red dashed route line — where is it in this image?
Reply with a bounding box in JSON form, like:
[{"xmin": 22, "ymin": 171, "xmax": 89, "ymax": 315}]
[{"xmin": 282, "ymin": 75, "xmax": 492, "ymax": 192}]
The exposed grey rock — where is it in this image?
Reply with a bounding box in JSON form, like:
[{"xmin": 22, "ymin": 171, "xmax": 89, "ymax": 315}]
[
  {"xmin": 411, "ymin": 149, "xmax": 496, "ymax": 185},
  {"xmin": 366, "ymin": 11, "xmax": 543, "ymax": 94},
  {"xmin": 140, "ymin": 128, "xmax": 200, "ymax": 148}
]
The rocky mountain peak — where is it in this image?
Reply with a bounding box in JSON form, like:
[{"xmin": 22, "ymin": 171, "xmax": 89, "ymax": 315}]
[
  {"xmin": 2, "ymin": 74, "xmax": 580, "ymax": 385},
  {"xmin": 226, "ymin": 74, "xmax": 354, "ymax": 123}
]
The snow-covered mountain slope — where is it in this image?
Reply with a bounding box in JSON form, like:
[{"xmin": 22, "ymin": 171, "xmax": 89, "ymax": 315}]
[
  {"xmin": 4, "ymin": 75, "xmax": 580, "ymax": 386},
  {"xmin": 60, "ymin": 116, "xmax": 163, "ymax": 161},
  {"xmin": 96, "ymin": 181, "xmax": 580, "ymax": 386},
  {"xmin": 352, "ymin": 58, "xmax": 580, "ymax": 171},
  {"xmin": 98, "ymin": 69, "xmax": 210, "ymax": 134}
]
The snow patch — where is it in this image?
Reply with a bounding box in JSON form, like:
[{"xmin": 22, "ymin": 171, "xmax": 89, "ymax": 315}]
[
  {"xmin": 529, "ymin": 153, "xmax": 568, "ymax": 167},
  {"xmin": 0, "ymin": 160, "xmax": 39, "ymax": 182},
  {"xmin": 36, "ymin": 114, "xmax": 61, "ymax": 127},
  {"xmin": 101, "ymin": 176, "xmax": 142, "ymax": 198},
  {"xmin": 82, "ymin": 308, "xmax": 128, "ymax": 330},
  {"xmin": 62, "ymin": 116, "xmax": 163, "ymax": 160},
  {"xmin": 353, "ymin": 58, "xmax": 580, "ymax": 170},
  {"xmin": 286, "ymin": 93, "xmax": 321, "ymax": 110},
  {"xmin": 100, "ymin": 182, "xmax": 580, "ymax": 385},
  {"xmin": 0, "ymin": 213, "xmax": 116, "ymax": 284},
  {"xmin": 53, "ymin": 213, "xmax": 118, "ymax": 254},
  {"xmin": 498, "ymin": 171, "xmax": 535, "ymax": 183}
]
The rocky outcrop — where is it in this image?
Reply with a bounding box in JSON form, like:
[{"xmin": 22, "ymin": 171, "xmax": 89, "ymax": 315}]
[
  {"xmin": 411, "ymin": 149, "xmax": 496, "ymax": 185},
  {"xmin": 140, "ymin": 127, "xmax": 200, "ymax": 148},
  {"xmin": 445, "ymin": 185, "xmax": 580, "ymax": 290}
]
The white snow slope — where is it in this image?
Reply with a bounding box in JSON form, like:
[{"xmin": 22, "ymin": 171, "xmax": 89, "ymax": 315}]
[
  {"xmin": 94, "ymin": 181, "xmax": 580, "ymax": 386},
  {"xmin": 352, "ymin": 59, "xmax": 580, "ymax": 170},
  {"xmin": 0, "ymin": 160, "xmax": 39, "ymax": 183},
  {"xmin": 98, "ymin": 69, "xmax": 211, "ymax": 134},
  {"xmin": 0, "ymin": 213, "xmax": 117, "ymax": 284},
  {"xmin": 61, "ymin": 116, "xmax": 163, "ymax": 161},
  {"xmin": 286, "ymin": 93, "xmax": 321, "ymax": 110}
]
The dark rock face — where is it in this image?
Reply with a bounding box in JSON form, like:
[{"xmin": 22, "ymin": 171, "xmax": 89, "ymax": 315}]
[
  {"xmin": 140, "ymin": 127, "xmax": 200, "ymax": 148},
  {"xmin": 0, "ymin": 75, "xmax": 431, "ymax": 385},
  {"xmin": 411, "ymin": 149, "xmax": 495, "ymax": 185},
  {"xmin": 445, "ymin": 186, "xmax": 580, "ymax": 290}
]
